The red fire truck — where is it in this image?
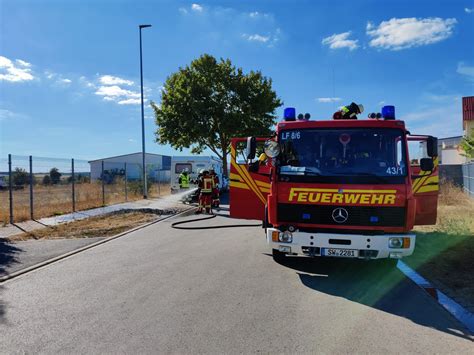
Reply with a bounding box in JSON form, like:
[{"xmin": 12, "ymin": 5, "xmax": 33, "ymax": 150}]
[{"xmin": 229, "ymin": 106, "xmax": 438, "ymax": 263}]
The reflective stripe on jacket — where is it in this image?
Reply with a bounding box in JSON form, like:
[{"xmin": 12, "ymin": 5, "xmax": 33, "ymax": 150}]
[
  {"xmin": 201, "ymin": 176, "xmax": 215, "ymax": 193},
  {"xmin": 179, "ymin": 173, "xmax": 190, "ymax": 188}
]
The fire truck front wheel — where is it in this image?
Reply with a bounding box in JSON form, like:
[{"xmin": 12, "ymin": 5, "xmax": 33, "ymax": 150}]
[{"xmin": 272, "ymin": 249, "xmax": 286, "ymax": 262}]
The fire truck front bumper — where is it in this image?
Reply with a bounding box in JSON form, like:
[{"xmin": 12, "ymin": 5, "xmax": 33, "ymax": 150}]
[{"xmin": 266, "ymin": 228, "xmax": 415, "ymax": 259}]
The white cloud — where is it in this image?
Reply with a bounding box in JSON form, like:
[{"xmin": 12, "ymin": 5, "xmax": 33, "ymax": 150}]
[
  {"xmin": 457, "ymin": 62, "xmax": 474, "ymax": 80},
  {"xmin": 242, "ymin": 28, "xmax": 281, "ymax": 47},
  {"xmin": 0, "ymin": 55, "xmax": 35, "ymax": 82},
  {"xmin": 366, "ymin": 17, "xmax": 457, "ymax": 50},
  {"xmin": 465, "ymin": 8, "xmax": 474, "ymax": 13},
  {"xmin": 118, "ymin": 98, "xmax": 141, "ymax": 105},
  {"xmin": 16, "ymin": 59, "xmax": 31, "ymax": 67},
  {"xmin": 191, "ymin": 3, "xmax": 203, "ymax": 12},
  {"xmin": 60, "ymin": 78, "xmax": 72, "ymax": 84},
  {"xmin": 317, "ymin": 97, "xmax": 342, "ymax": 103},
  {"xmin": 95, "ymin": 85, "xmax": 141, "ymax": 105},
  {"xmin": 243, "ymin": 33, "xmax": 270, "ymax": 43},
  {"xmin": 322, "ymin": 32, "xmax": 359, "ymax": 51},
  {"xmin": 79, "ymin": 76, "xmax": 95, "ymax": 88},
  {"xmin": 0, "ymin": 109, "xmax": 15, "ymax": 122},
  {"xmin": 95, "ymin": 85, "xmax": 140, "ymax": 98},
  {"xmin": 0, "ymin": 109, "xmax": 28, "ymax": 122},
  {"xmin": 128, "ymin": 138, "xmax": 136, "ymax": 142},
  {"xmin": 248, "ymin": 11, "xmax": 270, "ymax": 19},
  {"xmin": 179, "ymin": 4, "xmax": 281, "ymax": 48},
  {"xmin": 99, "ymin": 75, "xmax": 133, "ymax": 86},
  {"xmin": 401, "ymin": 96, "xmax": 462, "ymax": 138}
]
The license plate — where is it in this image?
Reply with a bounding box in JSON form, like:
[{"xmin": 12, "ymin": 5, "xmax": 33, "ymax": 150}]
[{"xmin": 322, "ymin": 248, "xmax": 358, "ymax": 258}]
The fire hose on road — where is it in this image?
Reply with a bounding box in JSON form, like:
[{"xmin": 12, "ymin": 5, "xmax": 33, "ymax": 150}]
[{"xmin": 171, "ymin": 213, "xmax": 262, "ymax": 230}]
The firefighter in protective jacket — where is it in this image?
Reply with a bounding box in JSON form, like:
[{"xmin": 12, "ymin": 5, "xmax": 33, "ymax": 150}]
[
  {"xmin": 196, "ymin": 170, "xmax": 216, "ymax": 214},
  {"xmin": 333, "ymin": 102, "xmax": 364, "ymax": 120},
  {"xmin": 209, "ymin": 168, "xmax": 220, "ymax": 208},
  {"xmin": 178, "ymin": 169, "xmax": 190, "ymax": 189}
]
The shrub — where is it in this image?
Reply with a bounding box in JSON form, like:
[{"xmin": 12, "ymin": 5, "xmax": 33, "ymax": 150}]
[
  {"xmin": 49, "ymin": 167, "xmax": 62, "ymax": 184},
  {"xmin": 13, "ymin": 167, "xmax": 29, "ymax": 186}
]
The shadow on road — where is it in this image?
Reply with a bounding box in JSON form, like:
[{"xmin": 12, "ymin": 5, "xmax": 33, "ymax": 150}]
[
  {"xmin": 0, "ymin": 238, "xmax": 23, "ymax": 323},
  {"xmin": 273, "ymin": 255, "xmax": 472, "ymax": 340}
]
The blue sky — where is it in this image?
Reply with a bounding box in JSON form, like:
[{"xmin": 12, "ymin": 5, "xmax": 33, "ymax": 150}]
[{"xmin": 1, "ymin": 0, "xmax": 473, "ymax": 161}]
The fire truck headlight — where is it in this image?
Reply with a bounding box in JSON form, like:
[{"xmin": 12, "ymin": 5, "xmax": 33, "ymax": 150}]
[
  {"xmin": 279, "ymin": 231, "xmax": 293, "ymax": 243},
  {"xmin": 388, "ymin": 237, "xmax": 403, "ymax": 248}
]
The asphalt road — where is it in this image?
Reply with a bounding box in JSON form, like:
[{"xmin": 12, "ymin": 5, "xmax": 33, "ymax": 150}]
[{"xmin": 1, "ymin": 208, "xmax": 472, "ymax": 353}]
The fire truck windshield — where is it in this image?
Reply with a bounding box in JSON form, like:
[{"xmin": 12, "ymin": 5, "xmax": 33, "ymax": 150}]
[{"xmin": 278, "ymin": 128, "xmax": 407, "ymax": 179}]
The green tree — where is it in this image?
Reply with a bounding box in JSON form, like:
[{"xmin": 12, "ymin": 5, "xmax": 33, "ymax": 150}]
[
  {"xmin": 49, "ymin": 167, "xmax": 62, "ymax": 184},
  {"xmin": 152, "ymin": 54, "xmax": 282, "ymax": 176},
  {"xmin": 460, "ymin": 129, "xmax": 474, "ymax": 158},
  {"xmin": 12, "ymin": 167, "xmax": 29, "ymax": 186},
  {"xmin": 42, "ymin": 175, "xmax": 51, "ymax": 185}
]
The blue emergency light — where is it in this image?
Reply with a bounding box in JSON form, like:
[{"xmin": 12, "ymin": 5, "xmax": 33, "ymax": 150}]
[
  {"xmin": 284, "ymin": 107, "xmax": 296, "ymax": 121},
  {"xmin": 382, "ymin": 105, "xmax": 396, "ymax": 120}
]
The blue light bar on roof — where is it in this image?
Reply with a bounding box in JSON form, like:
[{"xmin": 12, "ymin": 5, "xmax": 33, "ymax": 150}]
[
  {"xmin": 382, "ymin": 105, "xmax": 395, "ymax": 120},
  {"xmin": 284, "ymin": 107, "xmax": 296, "ymax": 121}
]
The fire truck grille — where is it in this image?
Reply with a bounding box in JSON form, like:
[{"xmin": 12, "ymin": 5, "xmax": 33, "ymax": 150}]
[{"xmin": 277, "ymin": 204, "xmax": 405, "ymax": 227}]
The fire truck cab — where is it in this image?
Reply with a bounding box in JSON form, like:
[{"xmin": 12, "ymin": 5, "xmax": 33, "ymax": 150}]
[{"xmin": 229, "ymin": 106, "xmax": 439, "ymax": 262}]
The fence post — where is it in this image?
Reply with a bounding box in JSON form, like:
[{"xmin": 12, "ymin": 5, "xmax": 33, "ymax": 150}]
[
  {"xmin": 102, "ymin": 160, "xmax": 105, "ymax": 206},
  {"xmin": 29, "ymin": 155, "xmax": 34, "ymax": 220},
  {"xmin": 8, "ymin": 154, "xmax": 13, "ymax": 224},
  {"xmin": 72, "ymin": 158, "xmax": 76, "ymax": 212},
  {"xmin": 124, "ymin": 162, "xmax": 128, "ymax": 202}
]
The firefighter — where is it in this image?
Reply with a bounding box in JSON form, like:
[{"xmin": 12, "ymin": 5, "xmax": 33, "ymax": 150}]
[
  {"xmin": 209, "ymin": 168, "xmax": 220, "ymax": 208},
  {"xmin": 333, "ymin": 102, "xmax": 364, "ymax": 120},
  {"xmin": 196, "ymin": 169, "xmax": 215, "ymax": 214},
  {"xmin": 178, "ymin": 169, "xmax": 190, "ymax": 190}
]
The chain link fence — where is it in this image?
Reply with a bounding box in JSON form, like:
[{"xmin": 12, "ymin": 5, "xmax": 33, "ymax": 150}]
[
  {"xmin": 0, "ymin": 154, "xmax": 171, "ymax": 224},
  {"xmin": 462, "ymin": 162, "xmax": 474, "ymax": 198}
]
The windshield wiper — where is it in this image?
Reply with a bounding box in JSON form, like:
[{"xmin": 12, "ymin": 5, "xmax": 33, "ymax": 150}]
[{"xmin": 280, "ymin": 166, "xmax": 322, "ymax": 176}]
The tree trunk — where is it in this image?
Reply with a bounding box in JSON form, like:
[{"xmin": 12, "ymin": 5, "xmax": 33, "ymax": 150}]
[{"xmin": 222, "ymin": 148, "xmax": 228, "ymax": 177}]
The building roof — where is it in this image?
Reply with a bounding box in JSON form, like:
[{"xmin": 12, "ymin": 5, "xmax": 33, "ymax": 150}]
[
  {"xmin": 88, "ymin": 152, "xmax": 170, "ymax": 163},
  {"xmin": 439, "ymin": 136, "xmax": 463, "ymax": 141}
]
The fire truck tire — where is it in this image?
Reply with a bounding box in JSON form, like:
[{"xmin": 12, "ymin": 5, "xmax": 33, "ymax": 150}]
[{"xmin": 272, "ymin": 249, "xmax": 286, "ymax": 261}]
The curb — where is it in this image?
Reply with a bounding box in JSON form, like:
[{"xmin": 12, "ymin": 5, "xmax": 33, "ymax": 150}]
[
  {"xmin": 0, "ymin": 207, "xmax": 196, "ymax": 283},
  {"xmin": 397, "ymin": 261, "xmax": 474, "ymax": 335}
]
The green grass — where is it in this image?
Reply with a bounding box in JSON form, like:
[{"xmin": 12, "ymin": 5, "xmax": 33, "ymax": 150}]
[{"xmin": 403, "ymin": 186, "xmax": 474, "ymax": 308}]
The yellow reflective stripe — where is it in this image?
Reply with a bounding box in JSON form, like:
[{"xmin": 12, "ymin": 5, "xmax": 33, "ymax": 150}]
[
  {"xmin": 232, "ymin": 160, "xmax": 266, "ymax": 204},
  {"xmin": 417, "ymin": 185, "xmax": 439, "ymax": 193},
  {"xmin": 255, "ymin": 180, "xmax": 271, "ymax": 188},
  {"xmin": 259, "ymin": 187, "xmax": 271, "ymax": 193},
  {"xmin": 413, "ymin": 157, "xmax": 439, "ymax": 192},
  {"xmin": 230, "ymin": 145, "xmax": 266, "ymax": 204},
  {"xmin": 229, "ymin": 173, "xmax": 244, "ymax": 182},
  {"xmin": 412, "ymin": 171, "xmax": 429, "ymax": 191},
  {"xmin": 229, "ymin": 181, "xmax": 250, "ymax": 190},
  {"xmin": 423, "ymin": 176, "xmax": 439, "ymax": 185}
]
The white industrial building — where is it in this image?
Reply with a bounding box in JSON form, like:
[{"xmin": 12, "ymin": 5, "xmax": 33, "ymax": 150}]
[
  {"xmin": 88, "ymin": 152, "xmax": 171, "ymax": 182},
  {"xmin": 437, "ymin": 136, "xmax": 468, "ymax": 165}
]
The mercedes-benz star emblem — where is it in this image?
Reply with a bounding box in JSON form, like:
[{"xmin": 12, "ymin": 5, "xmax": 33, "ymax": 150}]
[{"xmin": 332, "ymin": 207, "xmax": 349, "ymax": 223}]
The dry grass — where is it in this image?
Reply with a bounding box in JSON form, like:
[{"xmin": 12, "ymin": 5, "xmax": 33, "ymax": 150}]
[
  {"xmin": 0, "ymin": 182, "xmax": 170, "ymax": 225},
  {"xmin": 405, "ymin": 181, "xmax": 474, "ymax": 308},
  {"xmin": 8, "ymin": 211, "xmax": 160, "ymax": 241}
]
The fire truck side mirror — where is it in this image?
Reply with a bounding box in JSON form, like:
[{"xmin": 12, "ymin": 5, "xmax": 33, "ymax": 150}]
[
  {"xmin": 427, "ymin": 136, "xmax": 438, "ymax": 157},
  {"xmin": 420, "ymin": 158, "xmax": 434, "ymax": 172},
  {"xmin": 246, "ymin": 137, "xmax": 256, "ymax": 160}
]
